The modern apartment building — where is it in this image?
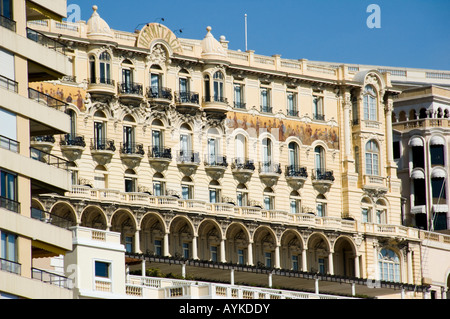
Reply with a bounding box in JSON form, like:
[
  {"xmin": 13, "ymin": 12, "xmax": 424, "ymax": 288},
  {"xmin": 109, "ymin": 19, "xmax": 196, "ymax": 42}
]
[
  {"xmin": 0, "ymin": 0, "xmax": 74, "ymax": 298},
  {"xmin": 1, "ymin": 4, "xmax": 449, "ymax": 299}
]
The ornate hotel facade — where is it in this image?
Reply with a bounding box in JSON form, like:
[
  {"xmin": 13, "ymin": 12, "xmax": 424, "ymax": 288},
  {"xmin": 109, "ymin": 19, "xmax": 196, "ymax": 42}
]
[{"xmin": 2, "ymin": 3, "xmax": 450, "ymax": 299}]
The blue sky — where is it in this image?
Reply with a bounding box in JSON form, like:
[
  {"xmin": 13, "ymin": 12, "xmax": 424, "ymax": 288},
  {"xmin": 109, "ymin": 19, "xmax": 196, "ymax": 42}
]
[{"xmin": 67, "ymin": 0, "xmax": 450, "ymax": 71}]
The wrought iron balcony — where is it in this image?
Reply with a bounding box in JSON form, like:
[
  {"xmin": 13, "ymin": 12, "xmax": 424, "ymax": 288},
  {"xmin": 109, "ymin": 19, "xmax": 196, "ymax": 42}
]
[
  {"xmin": 313, "ymin": 169, "xmax": 335, "ymax": 181},
  {"xmin": 204, "ymin": 155, "xmax": 228, "ymax": 167},
  {"xmin": 118, "ymin": 82, "xmax": 143, "ymax": 96},
  {"xmin": 28, "ymin": 88, "xmax": 68, "ymax": 111},
  {"xmin": 260, "ymin": 105, "xmax": 273, "ymax": 113},
  {"xmin": 259, "ymin": 162, "xmax": 282, "ymax": 174},
  {"xmin": 149, "ymin": 146, "xmax": 172, "ymax": 159},
  {"xmin": 147, "ymin": 86, "xmax": 173, "ymax": 101},
  {"xmin": 0, "ymin": 14, "xmax": 16, "ymax": 32},
  {"xmin": 26, "ymin": 27, "xmax": 67, "ymax": 55},
  {"xmin": 231, "ymin": 158, "xmax": 256, "ymax": 171},
  {"xmin": 175, "ymin": 91, "xmax": 200, "ymax": 105},
  {"xmin": 287, "ymin": 109, "xmax": 299, "ymax": 117},
  {"xmin": 203, "ymin": 95, "xmax": 228, "ymax": 104},
  {"xmin": 177, "ymin": 150, "xmax": 200, "ymax": 164},
  {"xmin": 234, "ymin": 101, "xmax": 246, "ymax": 109},
  {"xmin": 90, "ymin": 138, "xmax": 116, "ymax": 152},
  {"xmin": 313, "ymin": 113, "xmax": 326, "ymax": 121},
  {"xmin": 88, "ymin": 77, "xmax": 115, "ymax": 86},
  {"xmin": 120, "ymin": 142, "xmax": 145, "ymax": 156},
  {"xmin": 285, "ymin": 165, "xmax": 308, "ymax": 178},
  {"xmin": 60, "ymin": 134, "xmax": 86, "ymax": 147}
]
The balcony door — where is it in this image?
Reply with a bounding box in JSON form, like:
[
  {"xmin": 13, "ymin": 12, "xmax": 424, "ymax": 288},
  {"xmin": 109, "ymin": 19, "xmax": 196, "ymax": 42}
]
[
  {"xmin": 315, "ymin": 146, "xmax": 325, "ymax": 175},
  {"xmin": 94, "ymin": 121, "xmax": 105, "ymax": 149},
  {"xmin": 288, "ymin": 142, "xmax": 299, "ymax": 167},
  {"xmin": 123, "ymin": 126, "xmax": 134, "ymax": 153},
  {"xmin": 122, "ymin": 69, "xmax": 132, "ymax": 93},
  {"xmin": 0, "ymin": 0, "xmax": 12, "ymax": 19},
  {"xmin": 262, "ymin": 138, "xmax": 272, "ymax": 168}
]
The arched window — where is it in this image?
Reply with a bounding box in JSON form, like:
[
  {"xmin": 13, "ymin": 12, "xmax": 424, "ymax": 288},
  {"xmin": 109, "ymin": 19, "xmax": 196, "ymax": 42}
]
[
  {"xmin": 150, "ymin": 64, "xmax": 163, "ymax": 96},
  {"xmin": 378, "ymin": 249, "xmax": 400, "ymax": 282},
  {"xmin": 89, "ymin": 55, "xmax": 96, "ymax": 83},
  {"xmin": 93, "ymin": 110, "xmax": 107, "ymax": 150},
  {"xmin": 204, "ymin": 75, "xmax": 211, "ymax": 101},
  {"xmin": 365, "ymin": 140, "xmax": 380, "ymax": 176},
  {"xmin": 290, "ymin": 191, "xmax": 301, "ymax": 214},
  {"xmin": 363, "ymin": 85, "xmax": 377, "ymax": 121},
  {"xmin": 213, "ymin": 71, "xmax": 224, "ymax": 102},
  {"xmin": 122, "ymin": 115, "xmax": 136, "ymax": 154},
  {"xmin": 94, "ymin": 165, "xmax": 107, "ymax": 189},
  {"xmin": 235, "ymin": 134, "xmax": 247, "ymax": 162},
  {"xmin": 209, "ymin": 180, "xmax": 221, "ymax": 203},
  {"xmin": 261, "ymin": 138, "xmax": 273, "ymax": 173},
  {"xmin": 207, "ymin": 127, "xmax": 221, "ymax": 165},
  {"xmin": 151, "ymin": 119, "xmax": 165, "ymax": 156},
  {"xmin": 121, "ymin": 59, "xmax": 134, "ymax": 93},
  {"xmin": 99, "ymin": 51, "xmax": 111, "ymax": 84},
  {"xmin": 288, "ymin": 142, "xmax": 300, "ymax": 168},
  {"xmin": 376, "ymin": 199, "xmax": 387, "ymax": 224}
]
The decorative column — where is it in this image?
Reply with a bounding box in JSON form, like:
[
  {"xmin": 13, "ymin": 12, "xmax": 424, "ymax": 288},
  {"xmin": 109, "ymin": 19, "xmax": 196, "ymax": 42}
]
[
  {"xmin": 192, "ymin": 235, "xmax": 198, "ymax": 260},
  {"xmin": 163, "ymin": 232, "xmax": 170, "ymax": 257},
  {"xmin": 328, "ymin": 251, "xmax": 334, "ymax": 275},
  {"xmin": 302, "ymin": 248, "xmax": 308, "ymax": 272},
  {"xmin": 407, "ymin": 247, "xmax": 413, "ymax": 284},
  {"xmin": 274, "ymin": 244, "xmax": 280, "ymax": 269},
  {"xmin": 354, "ymin": 254, "xmax": 360, "ymax": 278},
  {"xmin": 220, "ymin": 238, "xmax": 226, "ymax": 263},
  {"xmin": 134, "ymin": 229, "xmax": 141, "ymax": 254},
  {"xmin": 343, "ymin": 92, "xmax": 352, "ymax": 160},
  {"xmin": 247, "ymin": 241, "xmax": 253, "ymax": 266},
  {"xmin": 385, "ymin": 96, "xmax": 395, "ymax": 169}
]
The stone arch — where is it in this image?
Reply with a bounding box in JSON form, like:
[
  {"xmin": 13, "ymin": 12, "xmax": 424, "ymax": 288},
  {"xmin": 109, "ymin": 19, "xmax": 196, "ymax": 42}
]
[
  {"xmin": 333, "ymin": 236, "xmax": 358, "ymax": 277},
  {"xmin": 80, "ymin": 205, "xmax": 107, "ymax": 230},
  {"xmin": 197, "ymin": 218, "xmax": 224, "ymax": 261},
  {"xmin": 168, "ymin": 215, "xmax": 195, "ymax": 258},
  {"xmin": 306, "ymin": 232, "xmax": 332, "ymax": 274},
  {"xmin": 225, "ymin": 222, "xmax": 251, "ymax": 264},
  {"xmin": 252, "ymin": 226, "xmax": 278, "ymax": 268},
  {"xmin": 140, "ymin": 211, "xmax": 166, "ymax": 256},
  {"xmin": 280, "ymin": 229, "xmax": 305, "ymax": 270},
  {"xmin": 48, "ymin": 201, "xmax": 78, "ymax": 227},
  {"xmin": 110, "ymin": 208, "xmax": 138, "ymax": 252}
]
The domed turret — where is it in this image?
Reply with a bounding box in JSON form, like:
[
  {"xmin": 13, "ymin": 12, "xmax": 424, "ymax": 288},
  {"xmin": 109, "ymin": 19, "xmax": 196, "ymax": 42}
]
[
  {"xmin": 87, "ymin": 5, "xmax": 113, "ymax": 40},
  {"xmin": 201, "ymin": 26, "xmax": 227, "ymax": 59}
]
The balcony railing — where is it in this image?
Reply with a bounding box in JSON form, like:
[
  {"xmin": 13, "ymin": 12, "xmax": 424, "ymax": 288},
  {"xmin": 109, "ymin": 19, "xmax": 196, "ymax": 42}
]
[
  {"xmin": 31, "ymin": 135, "xmax": 55, "ymax": 143},
  {"xmin": 259, "ymin": 162, "xmax": 282, "ymax": 174},
  {"xmin": 203, "ymin": 95, "xmax": 228, "ymax": 104},
  {"xmin": 30, "ymin": 147, "xmax": 69, "ymax": 170},
  {"xmin": 0, "ymin": 258, "xmax": 21, "ymax": 275},
  {"xmin": 0, "ymin": 196, "xmax": 20, "ymax": 213},
  {"xmin": 175, "ymin": 91, "xmax": 200, "ymax": 105},
  {"xmin": 118, "ymin": 82, "xmax": 143, "ymax": 96},
  {"xmin": 287, "ymin": 109, "xmax": 299, "ymax": 117},
  {"xmin": 0, "ymin": 14, "xmax": 16, "ymax": 32},
  {"xmin": 147, "ymin": 87, "xmax": 173, "ymax": 100},
  {"xmin": 234, "ymin": 101, "xmax": 246, "ymax": 109},
  {"xmin": 26, "ymin": 28, "xmax": 66, "ymax": 55},
  {"xmin": 31, "ymin": 207, "xmax": 75, "ymax": 229},
  {"xmin": 260, "ymin": 105, "xmax": 273, "ymax": 113},
  {"xmin": 88, "ymin": 77, "xmax": 116, "ymax": 86},
  {"xmin": 204, "ymin": 155, "xmax": 228, "ymax": 167},
  {"xmin": 28, "ymin": 88, "xmax": 68, "ymax": 111},
  {"xmin": 231, "ymin": 158, "xmax": 255, "ymax": 171},
  {"xmin": 32, "ymin": 268, "xmax": 72, "ymax": 289},
  {"xmin": 313, "ymin": 169, "xmax": 335, "ymax": 181},
  {"xmin": 148, "ymin": 146, "xmax": 172, "ymax": 159},
  {"xmin": 0, "ymin": 74, "xmax": 18, "ymax": 93},
  {"xmin": 285, "ymin": 165, "xmax": 308, "ymax": 178},
  {"xmin": 313, "ymin": 113, "xmax": 326, "ymax": 121},
  {"xmin": 177, "ymin": 150, "xmax": 200, "ymax": 164},
  {"xmin": 60, "ymin": 134, "xmax": 86, "ymax": 147},
  {"xmin": 0, "ymin": 135, "xmax": 19, "ymax": 153},
  {"xmin": 120, "ymin": 142, "xmax": 145, "ymax": 155},
  {"xmin": 90, "ymin": 139, "xmax": 116, "ymax": 152}
]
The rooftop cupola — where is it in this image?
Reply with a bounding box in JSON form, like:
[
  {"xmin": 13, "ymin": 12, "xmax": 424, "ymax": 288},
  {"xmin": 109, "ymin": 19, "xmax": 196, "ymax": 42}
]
[
  {"xmin": 201, "ymin": 26, "xmax": 227, "ymax": 60},
  {"xmin": 87, "ymin": 5, "xmax": 113, "ymax": 40}
]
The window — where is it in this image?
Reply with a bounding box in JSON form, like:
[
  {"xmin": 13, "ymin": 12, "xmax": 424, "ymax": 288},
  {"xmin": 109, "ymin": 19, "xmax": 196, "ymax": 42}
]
[
  {"xmin": 234, "ymin": 83, "xmax": 245, "ymax": 108},
  {"xmin": 260, "ymin": 87, "xmax": 271, "ymax": 113},
  {"xmin": 290, "ymin": 191, "xmax": 301, "ymax": 214},
  {"xmin": 393, "ymin": 141, "xmax": 401, "ymax": 160},
  {"xmin": 413, "ymin": 179, "xmax": 426, "ymax": 206},
  {"xmin": 150, "ymin": 65, "xmax": 163, "ymax": 96},
  {"xmin": 210, "ymin": 246, "xmax": 218, "ymax": 262},
  {"xmin": 125, "ymin": 236, "xmax": 133, "ymax": 253},
  {"xmin": 238, "ymin": 249, "xmax": 245, "ymax": 265},
  {"xmin": 179, "ymin": 69, "xmax": 190, "ymax": 94},
  {"xmin": 287, "ymin": 91, "xmax": 298, "ymax": 116},
  {"xmin": 363, "ymin": 85, "xmax": 377, "ymax": 121},
  {"xmin": 316, "ymin": 195, "xmax": 327, "ymax": 217},
  {"xmin": 361, "ymin": 208, "xmax": 370, "ymax": 223},
  {"xmin": 95, "ymin": 261, "xmax": 110, "ymax": 278},
  {"xmin": 179, "ymin": 124, "xmax": 192, "ymax": 159},
  {"xmin": 99, "ymin": 52, "xmax": 111, "ymax": 84},
  {"xmin": 264, "ymin": 187, "xmax": 275, "ymax": 210},
  {"xmin": 292, "ymin": 255, "xmax": 299, "ymax": 271},
  {"xmin": 183, "ymin": 243, "xmax": 190, "ymax": 259},
  {"xmin": 313, "ymin": 95, "xmax": 324, "ymax": 120},
  {"xmin": 207, "ymin": 128, "xmax": 221, "ymax": 165},
  {"xmin": 121, "ymin": 60, "xmax": 134, "ymax": 93},
  {"xmin": 154, "ymin": 240, "xmax": 162, "ymax": 256},
  {"xmin": 361, "ymin": 197, "xmax": 372, "ymax": 223},
  {"xmin": 153, "ymin": 173, "xmax": 165, "ymax": 196},
  {"xmin": 124, "ymin": 169, "xmax": 137, "ymax": 193},
  {"xmin": 0, "ymin": 0, "xmax": 12, "ymax": 19},
  {"xmin": 430, "ymin": 145, "xmax": 445, "ymax": 166},
  {"xmin": 93, "ymin": 111, "xmax": 107, "ymax": 149},
  {"xmin": 378, "ymin": 249, "xmax": 400, "ymax": 282},
  {"xmin": 151, "ymin": 119, "xmax": 165, "ymax": 155},
  {"xmin": 265, "ymin": 252, "xmax": 272, "ymax": 268},
  {"xmin": 262, "ymin": 138, "xmax": 273, "ymax": 169},
  {"xmin": 318, "ymin": 258, "xmax": 326, "ymax": 274},
  {"xmin": 235, "ymin": 134, "xmax": 247, "ymax": 161},
  {"xmin": 181, "ymin": 177, "xmax": 194, "ymax": 200},
  {"xmin": 204, "ymin": 75, "xmax": 211, "ymax": 100},
  {"xmin": 122, "ymin": 117, "xmax": 136, "ymax": 154},
  {"xmin": 213, "ymin": 71, "xmax": 224, "ymax": 102},
  {"xmin": 314, "ymin": 146, "xmax": 325, "ymax": 176},
  {"xmin": 209, "ymin": 180, "xmax": 221, "ymax": 204},
  {"xmin": 236, "ymin": 184, "xmax": 248, "ymax": 207},
  {"xmin": 288, "ymin": 142, "xmax": 300, "ymax": 168},
  {"xmin": 365, "ymin": 140, "xmax": 380, "ymax": 176},
  {"xmin": 89, "ymin": 56, "xmax": 96, "ymax": 82},
  {"xmin": 1, "ymin": 231, "xmax": 17, "ymax": 263},
  {"xmin": 94, "ymin": 165, "xmax": 107, "ymax": 189},
  {"xmin": 431, "ymin": 177, "xmax": 446, "ymax": 201},
  {"xmin": 0, "ymin": 170, "xmax": 17, "ymax": 212},
  {"xmin": 412, "ymin": 146, "xmax": 425, "ymax": 169}
]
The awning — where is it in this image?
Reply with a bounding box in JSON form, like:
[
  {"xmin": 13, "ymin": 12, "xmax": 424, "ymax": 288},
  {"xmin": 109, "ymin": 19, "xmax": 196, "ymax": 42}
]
[
  {"xmin": 430, "ymin": 135, "xmax": 445, "ymax": 146},
  {"xmin": 433, "ymin": 204, "xmax": 448, "ymax": 213},
  {"xmin": 431, "ymin": 168, "xmax": 447, "ymax": 178},
  {"xmin": 408, "ymin": 137, "xmax": 423, "ymax": 147},
  {"xmin": 411, "ymin": 169, "xmax": 425, "ymax": 179}
]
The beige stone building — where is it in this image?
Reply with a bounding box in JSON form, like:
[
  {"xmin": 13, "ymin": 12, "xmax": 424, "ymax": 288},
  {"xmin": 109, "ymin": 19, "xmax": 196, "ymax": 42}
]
[{"xmin": 2, "ymin": 4, "xmax": 449, "ymax": 299}]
